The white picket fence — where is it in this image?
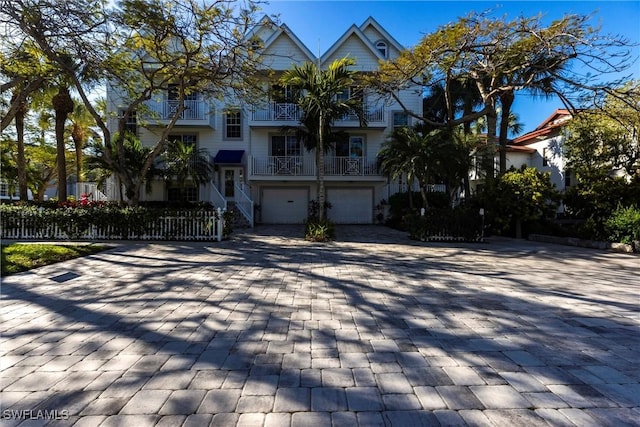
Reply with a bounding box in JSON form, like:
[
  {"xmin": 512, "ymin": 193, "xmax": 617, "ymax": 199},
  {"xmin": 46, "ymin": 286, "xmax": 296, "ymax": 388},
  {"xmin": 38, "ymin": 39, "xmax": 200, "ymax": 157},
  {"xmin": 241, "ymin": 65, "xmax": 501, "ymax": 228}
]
[{"xmin": 1, "ymin": 209, "xmax": 225, "ymax": 242}]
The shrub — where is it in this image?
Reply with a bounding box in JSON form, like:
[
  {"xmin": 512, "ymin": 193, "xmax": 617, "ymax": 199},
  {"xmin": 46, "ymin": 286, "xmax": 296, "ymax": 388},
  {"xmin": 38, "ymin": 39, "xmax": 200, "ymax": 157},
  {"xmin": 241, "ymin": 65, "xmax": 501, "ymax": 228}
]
[
  {"xmin": 405, "ymin": 206, "xmax": 483, "ymax": 242},
  {"xmin": 387, "ymin": 191, "xmax": 452, "ymax": 230},
  {"xmin": 605, "ymin": 205, "xmax": 640, "ymax": 244},
  {"xmin": 305, "ymin": 218, "xmax": 335, "ymax": 242}
]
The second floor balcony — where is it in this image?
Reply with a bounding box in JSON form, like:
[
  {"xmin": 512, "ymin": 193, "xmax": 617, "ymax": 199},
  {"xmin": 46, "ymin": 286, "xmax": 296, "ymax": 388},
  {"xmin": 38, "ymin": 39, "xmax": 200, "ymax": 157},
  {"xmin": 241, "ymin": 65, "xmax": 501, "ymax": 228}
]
[
  {"xmin": 250, "ymin": 155, "xmax": 382, "ymax": 179},
  {"xmin": 144, "ymin": 98, "xmax": 215, "ymax": 128},
  {"xmin": 250, "ymin": 102, "xmax": 386, "ymax": 127}
]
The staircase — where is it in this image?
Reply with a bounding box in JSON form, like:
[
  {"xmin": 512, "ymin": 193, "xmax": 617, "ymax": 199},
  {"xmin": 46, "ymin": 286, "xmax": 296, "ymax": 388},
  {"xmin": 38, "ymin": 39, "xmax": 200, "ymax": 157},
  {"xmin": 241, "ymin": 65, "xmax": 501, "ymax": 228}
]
[{"xmin": 227, "ymin": 202, "xmax": 252, "ymax": 229}]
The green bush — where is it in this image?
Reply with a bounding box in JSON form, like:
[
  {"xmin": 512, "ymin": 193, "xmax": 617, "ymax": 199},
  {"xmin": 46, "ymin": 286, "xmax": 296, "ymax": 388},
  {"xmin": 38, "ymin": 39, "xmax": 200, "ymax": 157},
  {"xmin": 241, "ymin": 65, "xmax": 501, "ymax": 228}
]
[
  {"xmin": 387, "ymin": 191, "xmax": 452, "ymax": 230},
  {"xmin": 605, "ymin": 205, "xmax": 640, "ymax": 244},
  {"xmin": 0, "ymin": 204, "xmax": 226, "ymax": 240},
  {"xmin": 305, "ymin": 218, "xmax": 335, "ymax": 242}
]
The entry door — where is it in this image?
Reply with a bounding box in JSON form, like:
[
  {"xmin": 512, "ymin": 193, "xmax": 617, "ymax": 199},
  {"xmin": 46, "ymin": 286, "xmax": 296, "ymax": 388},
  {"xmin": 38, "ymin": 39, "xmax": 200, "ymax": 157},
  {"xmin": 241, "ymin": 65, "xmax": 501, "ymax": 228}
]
[{"xmin": 221, "ymin": 167, "xmax": 243, "ymax": 200}]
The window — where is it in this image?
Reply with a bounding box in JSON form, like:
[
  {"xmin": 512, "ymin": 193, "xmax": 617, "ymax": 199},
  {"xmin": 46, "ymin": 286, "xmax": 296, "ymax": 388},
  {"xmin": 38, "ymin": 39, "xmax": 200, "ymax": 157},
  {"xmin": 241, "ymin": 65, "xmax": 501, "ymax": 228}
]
[
  {"xmin": 271, "ymin": 135, "xmax": 300, "ymax": 157},
  {"xmin": 225, "ymin": 110, "xmax": 242, "ymax": 139},
  {"xmin": 392, "ymin": 111, "xmax": 409, "ymax": 128},
  {"xmin": 168, "ymin": 134, "xmax": 197, "ymax": 148},
  {"xmin": 565, "ymin": 170, "xmax": 571, "ymax": 187},
  {"xmin": 376, "ymin": 41, "xmax": 388, "ymax": 58},
  {"xmin": 168, "ymin": 186, "xmax": 198, "ymax": 202},
  {"xmin": 167, "ymin": 84, "xmax": 198, "ymax": 101},
  {"xmin": 119, "ymin": 110, "xmax": 137, "ymax": 136},
  {"xmin": 271, "ymin": 84, "xmax": 299, "ymax": 103},
  {"xmin": 542, "ymin": 148, "xmax": 549, "ymax": 166},
  {"xmin": 336, "ymin": 136, "xmax": 364, "ymax": 158},
  {"xmin": 336, "ymin": 86, "xmax": 364, "ymax": 103}
]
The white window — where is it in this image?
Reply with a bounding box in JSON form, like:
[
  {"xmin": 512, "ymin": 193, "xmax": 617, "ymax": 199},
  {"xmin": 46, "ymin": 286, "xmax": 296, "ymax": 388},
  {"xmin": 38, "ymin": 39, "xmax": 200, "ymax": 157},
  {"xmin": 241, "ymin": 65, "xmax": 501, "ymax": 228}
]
[
  {"xmin": 119, "ymin": 109, "xmax": 137, "ymax": 136},
  {"xmin": 336, "ymin": 136, "xmax": 364, "ymax": 158},
  {"xmin": 542, "ymin": 148, "xmax": 549, "ymax": 166},
  {"xmin": 376, "ymin": 41, "xmax": 388, "ymax": 58},
  {"xmin": 271, "ymin": 135, "xmax": 300, "ymax": 157},
  {"xmin": 392, "ymin": 111, "xmax": 409, "ymax": 128},
  {"xmin": 168, "ymin": 134, "xmax": 197, "ymax": 148},
  {"xmin": 225, "ymin": 110, "xmax": 242, "ymax": 139}
]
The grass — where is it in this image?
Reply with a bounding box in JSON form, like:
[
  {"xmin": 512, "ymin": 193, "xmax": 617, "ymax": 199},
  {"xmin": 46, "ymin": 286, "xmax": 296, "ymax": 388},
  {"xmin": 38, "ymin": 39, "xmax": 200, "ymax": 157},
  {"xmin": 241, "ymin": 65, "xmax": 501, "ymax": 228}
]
[{"xmin": 1, "ymin": 243, "xmax": 111, "ymax": 276}]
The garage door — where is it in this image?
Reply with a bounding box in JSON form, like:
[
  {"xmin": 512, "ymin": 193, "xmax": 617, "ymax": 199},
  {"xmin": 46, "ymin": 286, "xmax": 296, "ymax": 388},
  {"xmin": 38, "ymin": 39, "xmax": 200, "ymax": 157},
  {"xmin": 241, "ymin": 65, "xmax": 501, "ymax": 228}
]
[
  {"xmin": 327, "ymin": 188, "xmax": 373, "ymax": 224},
  {"xmin": 261, "ymin": 188, "xmax": 309, "ymax": 224}
]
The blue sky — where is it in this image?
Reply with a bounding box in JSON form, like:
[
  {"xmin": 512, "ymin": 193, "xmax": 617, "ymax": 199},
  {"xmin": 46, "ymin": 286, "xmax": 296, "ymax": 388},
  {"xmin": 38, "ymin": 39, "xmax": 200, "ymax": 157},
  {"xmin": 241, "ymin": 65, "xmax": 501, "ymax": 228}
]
[{"xmin": 259, "ymin": 1, "xmax": 640, "ymax": 133}]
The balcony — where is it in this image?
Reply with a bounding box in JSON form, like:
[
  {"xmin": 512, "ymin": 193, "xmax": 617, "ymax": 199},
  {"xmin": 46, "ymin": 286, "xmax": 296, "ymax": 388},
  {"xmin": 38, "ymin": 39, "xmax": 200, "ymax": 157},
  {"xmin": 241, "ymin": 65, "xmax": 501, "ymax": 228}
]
[
  {"xmin": 249, "ymin": 102, "xmax": 386, "ymax": 127},
  {"xmin": 143, "ymin": 99, "xmax": 215, "ymax": 127},
  {"xmin": 250, "ymin": 156, "xmax": 382, "ymax": 179},
  {"xmin": 251, "ymin": 102, "xmax": 302, "ymax": 124}
]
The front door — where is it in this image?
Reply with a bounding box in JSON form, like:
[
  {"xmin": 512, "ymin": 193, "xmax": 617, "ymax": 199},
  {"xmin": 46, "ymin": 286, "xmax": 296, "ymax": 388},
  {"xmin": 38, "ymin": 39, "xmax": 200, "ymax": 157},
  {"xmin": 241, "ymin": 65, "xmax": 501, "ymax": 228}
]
[{"xmin": 221, "ymin": 167, "xmax": 243, "ymax": 201}]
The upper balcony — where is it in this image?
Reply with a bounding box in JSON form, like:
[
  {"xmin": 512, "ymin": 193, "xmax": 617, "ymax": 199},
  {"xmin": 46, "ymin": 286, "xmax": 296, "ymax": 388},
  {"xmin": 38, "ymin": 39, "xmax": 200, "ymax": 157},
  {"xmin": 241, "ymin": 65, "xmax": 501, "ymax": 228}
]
[
  {"xmin": 249, "ymin": 155, "xmax": 384, "ymax": 181},
  {"xmin": 249, "ymin": 102, "xmax": 386, "ymax": 127},
  {"xmin": 143, "ymin": 98, "xmax": 215, "ymax": 128}
]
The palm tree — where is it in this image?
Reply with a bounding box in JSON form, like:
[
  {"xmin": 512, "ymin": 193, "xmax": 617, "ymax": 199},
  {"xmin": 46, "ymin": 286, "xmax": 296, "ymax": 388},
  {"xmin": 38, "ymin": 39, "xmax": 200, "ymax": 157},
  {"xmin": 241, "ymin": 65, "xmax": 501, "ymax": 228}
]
[
  {"xmin": 280, "ymin": 57, "xmax": 365, "ymax": 220},
  {"xmin": 52, "ymin": 86, "xmax": 74, "ymax": 201},
  {"xmin": 161, "ymin": 140, "xmax": 213, "ymax": 202},
  {"xmin": 67, "ymin": 103, "xmax": 99, "ymax": 184}
]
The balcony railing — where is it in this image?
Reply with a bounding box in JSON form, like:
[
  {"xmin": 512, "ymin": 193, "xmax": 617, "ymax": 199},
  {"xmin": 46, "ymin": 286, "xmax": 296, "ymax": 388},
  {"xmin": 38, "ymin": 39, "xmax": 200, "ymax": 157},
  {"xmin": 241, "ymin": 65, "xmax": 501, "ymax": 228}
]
[
  {"xmin": 250, "ymin": 102, "xmax": 385, "ymax": 124},
  {"xmin": 251, "ymin": 102, "xmax": 302, "ymax": 121},
  {"xmin": 251, "ymin": 156, "xmax": 381, "ymax": 177},
  {"xmin": 144, "ymin": 99, "xmax": 211, "ymax": 121}
]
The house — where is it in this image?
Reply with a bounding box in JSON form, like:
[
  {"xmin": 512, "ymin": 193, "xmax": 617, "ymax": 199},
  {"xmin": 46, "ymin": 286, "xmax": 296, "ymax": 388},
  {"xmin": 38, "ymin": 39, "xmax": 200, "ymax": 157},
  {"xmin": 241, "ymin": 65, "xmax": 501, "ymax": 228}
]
[
  {"xmin": 510, "ymin": 108, "xmax": 574, "ymax": 192},
  {"xmin": 468, "ymin": 109, "xmax": 574, "ymax": 199},
  {"xmin": 106, "ymin": 16, "xmax": 423, "ymax": 225}
]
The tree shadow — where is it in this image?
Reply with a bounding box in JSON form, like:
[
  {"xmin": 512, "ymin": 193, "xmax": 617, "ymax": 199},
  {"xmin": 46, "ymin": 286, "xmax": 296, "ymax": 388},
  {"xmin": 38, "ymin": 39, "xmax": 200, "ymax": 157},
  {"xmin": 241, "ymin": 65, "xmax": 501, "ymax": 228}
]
[{"xmin": 1, "ymin": 228, "xmax": 639, "ymax": 425}]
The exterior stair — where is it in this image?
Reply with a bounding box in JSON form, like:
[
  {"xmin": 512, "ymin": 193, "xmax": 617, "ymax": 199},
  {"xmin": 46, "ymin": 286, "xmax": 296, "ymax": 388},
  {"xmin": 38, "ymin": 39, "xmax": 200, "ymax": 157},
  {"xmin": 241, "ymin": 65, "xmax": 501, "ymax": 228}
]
[{"xmin": 226, "ymin": 201, "xmax": 252, "ymax": 229}]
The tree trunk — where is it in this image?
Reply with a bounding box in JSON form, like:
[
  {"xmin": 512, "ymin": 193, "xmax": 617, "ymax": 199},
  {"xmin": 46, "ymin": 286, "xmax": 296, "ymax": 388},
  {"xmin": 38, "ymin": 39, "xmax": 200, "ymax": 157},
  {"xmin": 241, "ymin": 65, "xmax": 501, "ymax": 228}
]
[
  {"xmin": 498, "ymin": 91, "xmax": 515, "ymax": 174},
  {"xmin": 52, "ymin": 87, "xmax": 75, "ymax": 201},
  {"xmin": 14, "ymin": 96, "xmax": 29, "ymax": 201},
  {"xmin": 318, "ymin": 112, "xmax": 325, "ymax": 221},
  {"xmin": 485, "ymin": 103, "xmax": 498, "ymax": 183}
]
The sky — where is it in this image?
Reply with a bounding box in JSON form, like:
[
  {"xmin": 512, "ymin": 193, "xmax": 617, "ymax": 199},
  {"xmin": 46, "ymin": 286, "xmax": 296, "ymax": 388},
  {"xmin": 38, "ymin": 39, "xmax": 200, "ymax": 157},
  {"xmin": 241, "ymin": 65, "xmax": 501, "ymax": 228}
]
[{"xmin": 258, "ymin": 0, "xmax": 640, "ymax": 133}]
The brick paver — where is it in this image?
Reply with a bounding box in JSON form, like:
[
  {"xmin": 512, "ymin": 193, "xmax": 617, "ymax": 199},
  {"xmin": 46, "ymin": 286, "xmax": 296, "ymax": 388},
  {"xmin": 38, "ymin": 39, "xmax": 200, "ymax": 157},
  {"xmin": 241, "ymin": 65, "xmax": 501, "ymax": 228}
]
[{"xmin": 1, "ymin": 226, "xmax": 638, "ymax": 426}]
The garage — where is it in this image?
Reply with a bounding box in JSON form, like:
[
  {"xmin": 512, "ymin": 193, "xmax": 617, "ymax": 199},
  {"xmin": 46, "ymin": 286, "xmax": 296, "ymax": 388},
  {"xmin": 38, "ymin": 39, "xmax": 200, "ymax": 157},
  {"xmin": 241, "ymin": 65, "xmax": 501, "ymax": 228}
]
[
  {"xmin": 261, "ymin": 187, "xmax": 309, "ymax": 224},
  {"xmin": 326, "ymin": 188, "xmax": 373, "ymax": 224}
]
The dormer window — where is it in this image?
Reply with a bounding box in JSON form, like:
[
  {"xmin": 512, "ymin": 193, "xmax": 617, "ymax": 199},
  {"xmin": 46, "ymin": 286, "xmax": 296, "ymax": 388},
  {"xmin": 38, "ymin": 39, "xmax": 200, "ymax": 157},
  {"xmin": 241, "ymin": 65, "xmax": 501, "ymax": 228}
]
[{"xmin": 376, "ymin": 41, "xmax": 388, "ymax": 58}]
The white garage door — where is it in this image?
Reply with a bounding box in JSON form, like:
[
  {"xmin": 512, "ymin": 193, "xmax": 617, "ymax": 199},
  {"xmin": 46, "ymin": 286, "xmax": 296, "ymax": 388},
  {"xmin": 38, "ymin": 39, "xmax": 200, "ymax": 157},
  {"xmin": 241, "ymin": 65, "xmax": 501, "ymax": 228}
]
[
  {"xmin": 261, "ymin": 188, "xmax": 309, "ymax": 224},
  {"xmin": 327, "ymin": 188, "xmax": 373, "ymax": 224}
]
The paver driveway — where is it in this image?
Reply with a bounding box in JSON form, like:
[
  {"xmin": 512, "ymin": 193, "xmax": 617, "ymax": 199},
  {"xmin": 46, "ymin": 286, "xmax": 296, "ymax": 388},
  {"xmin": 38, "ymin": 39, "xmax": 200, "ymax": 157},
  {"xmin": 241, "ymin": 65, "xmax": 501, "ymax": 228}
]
[{"xmin": 1, "ymin": 225, "xmax": 639, "ymax": 426}]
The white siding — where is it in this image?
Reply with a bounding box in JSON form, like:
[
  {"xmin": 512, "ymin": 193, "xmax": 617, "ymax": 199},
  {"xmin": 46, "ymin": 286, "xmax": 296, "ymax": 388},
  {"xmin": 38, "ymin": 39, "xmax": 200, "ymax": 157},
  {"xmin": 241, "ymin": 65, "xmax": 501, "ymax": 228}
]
[
  {"xmin": 322, "ymin": 34, "xmax": 380, "ymax": 71},
  {"xmin": 261, "ymin": 33, "xmax": 311, "ymax": 70}
]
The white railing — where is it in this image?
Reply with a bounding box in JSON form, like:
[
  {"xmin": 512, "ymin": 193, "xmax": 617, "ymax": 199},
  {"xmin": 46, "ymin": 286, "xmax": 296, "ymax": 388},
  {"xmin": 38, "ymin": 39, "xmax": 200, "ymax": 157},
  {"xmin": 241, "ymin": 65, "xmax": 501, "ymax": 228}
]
[
  {"xmin": 233, "ymin": 184, "xmax": 254, "ymax": 227},
  {"xmin": 388, "ymin": 179, "xmax": 446, "ymax": 195},
  {"xmin": 75, "ymin": 182, "xmax": 108, "ymax": 201},
  {"xmin": 210, "ymin": 184, "xmax": 227, "ymax": 211},
  {"xmin": 251, "ymin": 102, "xmax": 384, "ymax": 123},
  {"xmin": 1, "ymin": 209, "xmax": 225, "ymax": 242},
  {"xmin": 251, "ymin": 156, "xmax": 315, "ymax": 176},
  {"xmin": 144, "ymin": 99, "xmax": 210, "ymax": 121},
  {"xmin": 251, "ymin": 102, "xmax": 302, "ymax": 121},
  {"xmin": 324, "ymin": 157, "xmax": 380, "ymax": 176},
  {"xmin": 338, "ymin": 104, "xmax": 385, "ymax": 123},
  {"xmin": 251, "ymin": 156, "xmax": 382, "ymax": 177}
]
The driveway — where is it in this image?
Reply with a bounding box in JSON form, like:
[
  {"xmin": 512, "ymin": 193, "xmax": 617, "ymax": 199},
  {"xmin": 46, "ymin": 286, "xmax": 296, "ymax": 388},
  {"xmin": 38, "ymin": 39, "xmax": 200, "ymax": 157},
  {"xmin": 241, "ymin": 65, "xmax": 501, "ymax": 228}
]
[{"xmin": 1, "ymin": 226, "xmax": 639, "ymax": 426}]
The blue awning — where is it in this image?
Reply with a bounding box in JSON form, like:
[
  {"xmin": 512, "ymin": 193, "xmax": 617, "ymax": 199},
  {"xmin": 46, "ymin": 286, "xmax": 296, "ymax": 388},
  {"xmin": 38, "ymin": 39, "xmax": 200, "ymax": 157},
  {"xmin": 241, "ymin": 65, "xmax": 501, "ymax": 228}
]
[{"xmin": 214, "ymin": 150, "xmax": 244, "ymax": 164}]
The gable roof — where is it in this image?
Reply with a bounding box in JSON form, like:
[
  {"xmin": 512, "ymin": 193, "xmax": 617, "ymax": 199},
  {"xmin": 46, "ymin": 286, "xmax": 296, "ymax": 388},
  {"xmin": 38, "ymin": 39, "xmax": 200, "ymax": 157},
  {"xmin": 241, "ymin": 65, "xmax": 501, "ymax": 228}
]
[
  {"xmin": 247, "ymin": 15, "xmax": 316, "ymax": 63},
  {"xmin": 320, "ymin": 23, "xmax": 382, "ymax": 65},
  {"xmin": 512, "ymin": 109, "xmax": 573, "ymax": 145},
  {"xmin": 320, "ymin": 17, "xmax": 405, "ymax": 67},
  {"xmin": 359, "ymin": 16, "xmax": 404, "ymax": 52}
]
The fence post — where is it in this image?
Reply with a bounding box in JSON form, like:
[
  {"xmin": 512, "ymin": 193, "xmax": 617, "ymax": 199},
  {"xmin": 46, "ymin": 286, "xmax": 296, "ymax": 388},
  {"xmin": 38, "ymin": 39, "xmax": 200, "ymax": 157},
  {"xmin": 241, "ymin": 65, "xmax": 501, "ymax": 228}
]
[{"xmin": 216, "ymin": 207, "xmax": 222, "ymax": 242}]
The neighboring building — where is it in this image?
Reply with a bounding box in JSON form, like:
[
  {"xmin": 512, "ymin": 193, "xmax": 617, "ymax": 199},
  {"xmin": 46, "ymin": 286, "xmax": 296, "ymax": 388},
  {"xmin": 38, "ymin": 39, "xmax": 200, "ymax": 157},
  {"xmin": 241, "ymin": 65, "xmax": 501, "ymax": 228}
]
[
  {"xmin": 511, "ymin": 109, "xmax": 574, "ymax": 193},
  {"xmin": 106, "ymin": 16, "xmax": 423, "ymax": 224},
  {"xmin": 469, "ymin": 109, "xmax": 574, "ymax": 198}
]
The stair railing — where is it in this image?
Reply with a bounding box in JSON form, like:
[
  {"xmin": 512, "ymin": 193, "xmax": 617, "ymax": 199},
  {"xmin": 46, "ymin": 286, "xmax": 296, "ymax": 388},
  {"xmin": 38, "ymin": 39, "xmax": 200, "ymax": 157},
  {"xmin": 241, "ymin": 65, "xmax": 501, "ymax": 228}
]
[{"xmin": 233, "ymin": 183, "xmax": 254, "ymax": 227}]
